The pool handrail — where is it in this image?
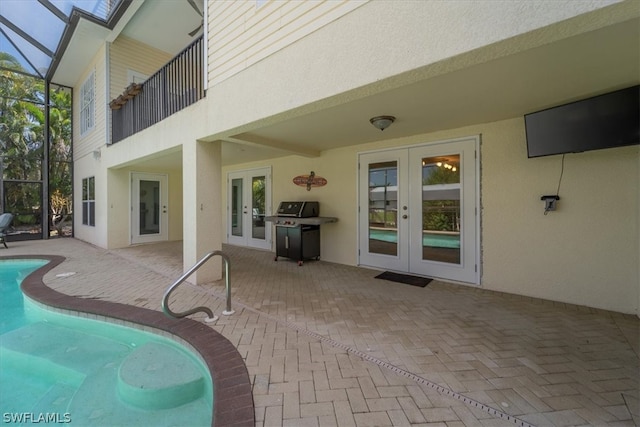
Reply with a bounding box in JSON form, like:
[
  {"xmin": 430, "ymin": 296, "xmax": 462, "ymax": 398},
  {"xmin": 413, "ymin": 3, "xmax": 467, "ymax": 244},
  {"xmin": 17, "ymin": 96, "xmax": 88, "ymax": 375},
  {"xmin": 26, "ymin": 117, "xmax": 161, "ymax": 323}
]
[{"xmin": 162, "ymin": 250, "xmax": 234, "ymax": 323}]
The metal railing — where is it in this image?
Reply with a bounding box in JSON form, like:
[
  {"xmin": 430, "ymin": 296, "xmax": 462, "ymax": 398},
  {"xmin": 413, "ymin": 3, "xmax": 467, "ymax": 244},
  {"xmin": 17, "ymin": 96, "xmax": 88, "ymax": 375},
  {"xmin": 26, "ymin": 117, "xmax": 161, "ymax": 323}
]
[
  {"xmin": 162, "ymin": 250, "xmax": 234, "ymax": 323},
  {"xmin": 111, "ymin": 36, "xmax": 205, "ymax": 144}
]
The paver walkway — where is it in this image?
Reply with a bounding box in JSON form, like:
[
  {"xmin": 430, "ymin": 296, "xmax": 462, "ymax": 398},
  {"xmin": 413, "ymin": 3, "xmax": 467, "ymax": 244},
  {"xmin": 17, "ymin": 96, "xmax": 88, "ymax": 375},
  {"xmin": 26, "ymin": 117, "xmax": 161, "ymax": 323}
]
[{"xmin": 6, "ymin": 238, "xmax": 639, "ymax": 426}]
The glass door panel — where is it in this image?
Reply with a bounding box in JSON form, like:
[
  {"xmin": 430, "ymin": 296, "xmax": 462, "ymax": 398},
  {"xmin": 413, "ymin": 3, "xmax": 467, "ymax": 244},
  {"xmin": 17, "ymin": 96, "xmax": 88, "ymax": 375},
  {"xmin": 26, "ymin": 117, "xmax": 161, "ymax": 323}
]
[
  {"xmin": 231, "ymin": 178, "xmax": 243, "ymax": 237},
  {"xmin": 139, "ymin": 180, "xmax": 160, "ymax": 235},
  {"xmin": 358, "ymin": 150, "xmax": 409, "ymax": 272},
  {"xmin": 227, "ymin": 168, "xmax": 271, "ymax": 250},
  {"xmin": 421, "ymin": 155, "xmax": 461, "ymax": 264},
  {"xmin": 408, "ymin": 138, "xmax": 478, "ymax": 283},
  {"xmin": 131, "ymin": 173, "xmax": 168, "ymax": 244},
  {"xmin": 368, "ymin": 161, "xmax": 398, "ymax": 256},
  {"xmin": 251, "ymin": 175, "xmax": 266, "ymax": 239}
]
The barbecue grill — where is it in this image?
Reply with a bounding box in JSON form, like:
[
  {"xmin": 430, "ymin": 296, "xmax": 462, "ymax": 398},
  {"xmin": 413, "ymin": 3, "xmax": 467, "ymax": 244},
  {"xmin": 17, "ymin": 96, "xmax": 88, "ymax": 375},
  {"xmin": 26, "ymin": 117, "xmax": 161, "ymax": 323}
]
[{"xmin": 265, "ymin": 201, "xmax": 337, "ymax": 265}]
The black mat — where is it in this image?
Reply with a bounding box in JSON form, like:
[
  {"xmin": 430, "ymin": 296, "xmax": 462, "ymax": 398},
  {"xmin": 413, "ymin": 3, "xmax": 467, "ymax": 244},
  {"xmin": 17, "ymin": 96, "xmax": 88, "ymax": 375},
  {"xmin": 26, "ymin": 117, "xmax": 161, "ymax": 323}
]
[{"xmin": 374, "ymin": 271, "xmax": 432, "ymax": 287}]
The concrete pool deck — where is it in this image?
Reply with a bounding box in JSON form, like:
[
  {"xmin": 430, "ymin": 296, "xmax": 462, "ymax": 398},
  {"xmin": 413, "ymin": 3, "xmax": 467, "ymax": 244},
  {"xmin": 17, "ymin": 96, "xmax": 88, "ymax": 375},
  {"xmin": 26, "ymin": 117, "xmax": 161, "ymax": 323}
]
[{"xmin": 4, "ymin": 238, "xmax": 639, "ymax": 426}]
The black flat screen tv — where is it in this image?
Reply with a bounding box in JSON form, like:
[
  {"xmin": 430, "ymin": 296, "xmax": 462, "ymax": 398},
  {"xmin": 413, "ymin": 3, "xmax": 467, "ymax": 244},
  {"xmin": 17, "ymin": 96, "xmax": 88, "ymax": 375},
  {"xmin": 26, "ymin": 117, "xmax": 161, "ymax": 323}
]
[{"xmin": 525, "ymin": 85, "xmax": 639, "ymax": 158}]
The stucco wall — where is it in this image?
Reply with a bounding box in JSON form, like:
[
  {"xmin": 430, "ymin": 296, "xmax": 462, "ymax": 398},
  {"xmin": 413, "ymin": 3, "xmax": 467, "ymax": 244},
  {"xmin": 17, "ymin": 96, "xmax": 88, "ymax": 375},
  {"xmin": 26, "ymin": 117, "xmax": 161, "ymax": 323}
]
[
  {"xmin": 81, "ymin": 0, "xmax": 637, "ymax": 314},
  {"xmin": 106, "ymin": 167, "xmax": 183, "ymax": 249},
  {"xmin": 223, "ymin": 117, "xmax": 639, "ymax": 314},
  {"xmin": 480, "ymin": 119, "xmax": 638, "ymax": 314},
  {"xmin": 207, "ymin": 0, "xmax": 626, "ymax": 135},
  {"xmin": 102, "ymin": 100, "xmax": 208, "ymax": 248}
]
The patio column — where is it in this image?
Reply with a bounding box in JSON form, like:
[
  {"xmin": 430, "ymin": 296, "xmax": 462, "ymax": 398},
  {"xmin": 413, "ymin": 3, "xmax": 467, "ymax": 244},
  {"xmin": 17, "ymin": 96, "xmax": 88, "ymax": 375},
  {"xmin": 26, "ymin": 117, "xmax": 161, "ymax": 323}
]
[{"xmin": 182, "ymin": 139, "xmax": 223, "ymax": 283}]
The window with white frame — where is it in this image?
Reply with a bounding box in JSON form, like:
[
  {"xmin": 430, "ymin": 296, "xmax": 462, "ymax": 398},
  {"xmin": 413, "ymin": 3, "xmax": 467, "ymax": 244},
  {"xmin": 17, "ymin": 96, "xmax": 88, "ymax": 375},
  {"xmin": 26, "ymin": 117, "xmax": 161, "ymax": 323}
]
[
  {"xmin": 127, "ymin": 69, "xmax": 148, "ymax": 84},
  {"xmin": 80, "ymin": 71, "xmax": 95, "ymax": 136},
  {"xmin": 82, "ymin": 176, "xmax": 95, "ymax": 226}
]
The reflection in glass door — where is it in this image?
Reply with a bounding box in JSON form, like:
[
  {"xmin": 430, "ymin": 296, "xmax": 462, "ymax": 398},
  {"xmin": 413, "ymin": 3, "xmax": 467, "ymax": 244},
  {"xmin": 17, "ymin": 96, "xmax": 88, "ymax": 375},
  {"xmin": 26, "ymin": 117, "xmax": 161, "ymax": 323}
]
[
  {"xmin": 420, "ymin": 155, "xmax": 461, "ymax": 265},
  {"xmin": 139, "ymin": 180, "xmax": 160, "ymax": 235},
  {"xmin": 231, "ymin": 178, "xmax": 243, "ymax": 238},
  {"xmin": 368, "ymin": 161, "xmax": 398, "ymax": 257},
  {"xmin": 409, "ymin": 139, "xmax": 478, "ymax": 283},
  {"xmin": 227, "ymin": 168, "xmax": 271, "ymax": 250}
]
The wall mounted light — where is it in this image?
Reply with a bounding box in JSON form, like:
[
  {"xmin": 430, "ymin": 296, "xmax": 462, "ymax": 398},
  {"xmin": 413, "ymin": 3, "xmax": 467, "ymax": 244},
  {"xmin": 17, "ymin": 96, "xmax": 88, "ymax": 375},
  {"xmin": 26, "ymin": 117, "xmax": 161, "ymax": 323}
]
[{"xmin": 369, "ymin": 115, "xmax": 395, "ymax": 131}]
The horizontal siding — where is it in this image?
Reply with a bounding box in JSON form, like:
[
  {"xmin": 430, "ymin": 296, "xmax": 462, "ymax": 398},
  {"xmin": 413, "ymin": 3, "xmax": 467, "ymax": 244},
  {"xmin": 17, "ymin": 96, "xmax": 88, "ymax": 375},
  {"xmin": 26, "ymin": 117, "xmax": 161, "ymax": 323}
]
[
  {"xmin": 208, "ymin": 0, "xmax": 367, "ymax": 86},
  {"xmin": 109, "ymin": 36, "xmax": 173, "ymax": 100},
  {"xmin": 73, "ymin": 45, "xmax": 107, "ymax": 163}
]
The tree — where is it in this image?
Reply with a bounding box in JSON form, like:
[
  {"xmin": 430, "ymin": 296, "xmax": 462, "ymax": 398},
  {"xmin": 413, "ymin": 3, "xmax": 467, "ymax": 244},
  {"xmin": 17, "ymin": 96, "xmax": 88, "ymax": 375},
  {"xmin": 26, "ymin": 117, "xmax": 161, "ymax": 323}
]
[
  {"xmin": 48, "ymin": 87, "xmax": 73, "ymax": 235},
  {"xmin": 0, "ymin": 53, "xmax": 72, "ymax": 236}
]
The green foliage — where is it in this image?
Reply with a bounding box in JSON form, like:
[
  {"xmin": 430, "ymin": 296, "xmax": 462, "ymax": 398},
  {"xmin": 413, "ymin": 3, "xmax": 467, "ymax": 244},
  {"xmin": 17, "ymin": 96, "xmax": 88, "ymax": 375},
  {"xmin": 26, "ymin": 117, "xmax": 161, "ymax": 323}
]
[
  {"xmin": 1, "ymin": 55, "xmax": 72, "ymax": 236},
  {"xmin": 423, "ymin": 164, "xmax": 459, "ymax": 185},
  {"xmin": 424, "ymin": 212, "xmax": 450, "ymax": 231}
]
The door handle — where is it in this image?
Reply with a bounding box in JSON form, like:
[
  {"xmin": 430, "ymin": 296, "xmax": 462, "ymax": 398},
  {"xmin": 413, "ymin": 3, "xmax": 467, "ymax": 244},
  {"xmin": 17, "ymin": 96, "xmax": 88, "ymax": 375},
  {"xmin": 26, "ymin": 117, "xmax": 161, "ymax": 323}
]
[{"xmin": 402, "ymin": 214, "xmax": 408, "ymax": 219}]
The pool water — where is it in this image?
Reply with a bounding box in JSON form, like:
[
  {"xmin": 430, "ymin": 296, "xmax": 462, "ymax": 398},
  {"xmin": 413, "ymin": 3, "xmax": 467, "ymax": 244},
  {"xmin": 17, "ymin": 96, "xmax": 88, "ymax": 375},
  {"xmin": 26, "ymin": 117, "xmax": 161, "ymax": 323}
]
[
  {"xmin": 369, "ymin": 228, "xmax": 460, "ymax": 249},
  {"xmin": 0, "ymin": 259, "xmax": 213, "ymax": 426}
]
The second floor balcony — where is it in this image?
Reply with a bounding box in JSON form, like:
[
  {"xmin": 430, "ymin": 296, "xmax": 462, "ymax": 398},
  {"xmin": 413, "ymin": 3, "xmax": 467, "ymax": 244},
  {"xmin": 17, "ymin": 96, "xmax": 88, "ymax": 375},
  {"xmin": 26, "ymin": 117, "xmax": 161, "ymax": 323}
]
[{"xmin": 110, "ymin": 36, "xmax": 205, "ymax": 144}]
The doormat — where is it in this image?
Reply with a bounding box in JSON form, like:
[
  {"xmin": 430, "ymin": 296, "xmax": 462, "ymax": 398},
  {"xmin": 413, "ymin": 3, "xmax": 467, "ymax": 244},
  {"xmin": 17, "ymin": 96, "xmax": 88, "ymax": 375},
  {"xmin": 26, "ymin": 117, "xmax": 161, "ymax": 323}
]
[{"xmin": 374, "ymin": 271, "xmax": 432, "ymax": 287}]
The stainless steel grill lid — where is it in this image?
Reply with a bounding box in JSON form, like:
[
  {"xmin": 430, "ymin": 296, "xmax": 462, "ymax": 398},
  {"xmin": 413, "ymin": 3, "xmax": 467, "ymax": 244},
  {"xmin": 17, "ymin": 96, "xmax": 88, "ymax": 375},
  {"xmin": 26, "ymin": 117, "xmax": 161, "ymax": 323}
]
[{"xmin": 276, "ymin": 201, "xmax": 319, "ymax": 217}]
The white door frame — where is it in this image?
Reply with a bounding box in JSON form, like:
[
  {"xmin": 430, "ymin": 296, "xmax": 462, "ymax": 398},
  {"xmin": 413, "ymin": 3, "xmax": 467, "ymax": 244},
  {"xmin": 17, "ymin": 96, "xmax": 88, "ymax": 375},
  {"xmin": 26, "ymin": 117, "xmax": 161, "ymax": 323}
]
[
  {"xmin": 358, "ymin": 136, "xmax": 480, "ymax": 284},
  {"xmin": 358, "ymin": 148, "xmax": 410, "ymax": 272},
  {"xmin": 227, "ymin": 167, "xmax": 272, "ymax": 250},
  {"xmin": 131, "ymin": 172, "xmax": 168, "ymax": 244}
]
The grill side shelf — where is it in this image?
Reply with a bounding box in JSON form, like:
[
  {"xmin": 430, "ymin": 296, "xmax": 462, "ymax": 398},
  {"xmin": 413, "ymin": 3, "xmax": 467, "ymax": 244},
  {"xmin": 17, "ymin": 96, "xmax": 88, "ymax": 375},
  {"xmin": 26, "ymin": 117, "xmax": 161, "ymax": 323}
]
[{"xmin": 265, "ymin": 216, "xmax": 338, "ymax": 225}]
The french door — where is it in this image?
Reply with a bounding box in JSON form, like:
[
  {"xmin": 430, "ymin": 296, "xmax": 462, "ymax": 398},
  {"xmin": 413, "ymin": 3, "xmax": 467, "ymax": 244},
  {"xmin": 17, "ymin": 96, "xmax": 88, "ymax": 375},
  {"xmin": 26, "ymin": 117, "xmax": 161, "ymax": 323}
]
[
  {"xmin": 131, "ymin": 172, "xmax": 168, "ymax": 244},
  {"xmin": 227, "ymin": 167, "xmax": 271, "ymax": 250},
  {"xmin": 358, "ymin": 137, "xmax": 479, "ymax": 284}
]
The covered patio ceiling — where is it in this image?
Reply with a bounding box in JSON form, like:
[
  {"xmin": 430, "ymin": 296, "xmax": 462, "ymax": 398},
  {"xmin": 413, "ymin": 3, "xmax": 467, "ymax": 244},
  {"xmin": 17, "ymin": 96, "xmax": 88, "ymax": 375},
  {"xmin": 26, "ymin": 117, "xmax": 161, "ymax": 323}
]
[
  {"xmin": 216, "ymin": 13, "xmax": 639, "ymax": 166},
  {"xmin": 126, "ymin": 5, "xmax": 638, "ymax": 170}
]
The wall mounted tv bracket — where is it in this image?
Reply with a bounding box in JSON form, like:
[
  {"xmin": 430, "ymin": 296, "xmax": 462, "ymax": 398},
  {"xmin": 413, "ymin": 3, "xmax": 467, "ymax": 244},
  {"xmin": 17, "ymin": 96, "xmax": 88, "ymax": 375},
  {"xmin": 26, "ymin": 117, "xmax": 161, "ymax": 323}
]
[{"xmin": 541, "ymin": 195, "xmax": 560, "ymax": 214}]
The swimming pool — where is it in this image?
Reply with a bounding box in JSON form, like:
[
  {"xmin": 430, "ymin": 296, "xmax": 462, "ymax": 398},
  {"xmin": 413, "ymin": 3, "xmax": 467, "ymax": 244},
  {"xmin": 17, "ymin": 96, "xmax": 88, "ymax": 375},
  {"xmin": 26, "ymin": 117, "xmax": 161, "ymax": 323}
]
[{"xmin": 0, "ymin": 259, "xmax": 213, "ymax": 426}]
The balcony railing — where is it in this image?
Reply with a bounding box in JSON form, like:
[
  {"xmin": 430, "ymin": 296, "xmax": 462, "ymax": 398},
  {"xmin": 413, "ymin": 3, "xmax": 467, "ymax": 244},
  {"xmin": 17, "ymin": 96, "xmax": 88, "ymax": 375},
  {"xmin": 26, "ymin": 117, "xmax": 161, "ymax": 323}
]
[{"xmin": 110, "ymin": 36, "xmax": 205, "ymax": 144}]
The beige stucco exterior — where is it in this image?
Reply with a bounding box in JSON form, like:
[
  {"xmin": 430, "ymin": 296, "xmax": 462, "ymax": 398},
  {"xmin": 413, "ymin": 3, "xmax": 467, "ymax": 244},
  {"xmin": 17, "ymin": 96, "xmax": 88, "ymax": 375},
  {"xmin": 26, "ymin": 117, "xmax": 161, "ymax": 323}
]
[
  {"xmin": 68, "ymin": 0, "xmax": 639, "ymax": 315},
  {"xmin": 222, "ymin": 119, "xmax": 639, "ymax": 314}
]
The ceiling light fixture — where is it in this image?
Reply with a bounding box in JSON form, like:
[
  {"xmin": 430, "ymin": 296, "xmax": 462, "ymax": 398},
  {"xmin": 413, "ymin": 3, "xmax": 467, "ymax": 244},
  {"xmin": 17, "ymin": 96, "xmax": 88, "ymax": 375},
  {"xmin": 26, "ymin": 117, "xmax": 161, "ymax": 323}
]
[{"xmin": 369, "ymin": 115, "xmax": 396, "ymax": 131}]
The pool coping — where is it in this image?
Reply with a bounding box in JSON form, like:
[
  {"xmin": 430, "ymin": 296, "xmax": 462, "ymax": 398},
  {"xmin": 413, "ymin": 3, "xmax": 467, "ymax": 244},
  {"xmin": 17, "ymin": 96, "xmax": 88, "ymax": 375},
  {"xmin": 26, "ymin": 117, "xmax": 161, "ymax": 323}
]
[{"xmin": 4, "ymin": 255, "xmax": 254, "ymax": 427}]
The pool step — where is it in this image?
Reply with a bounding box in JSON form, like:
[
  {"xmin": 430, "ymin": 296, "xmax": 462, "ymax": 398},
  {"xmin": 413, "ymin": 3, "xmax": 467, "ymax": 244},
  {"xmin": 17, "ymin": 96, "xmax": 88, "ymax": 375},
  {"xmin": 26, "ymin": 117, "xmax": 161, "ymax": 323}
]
[
  {"xmin": 1, "ymin": 321, "xmax": 210, "ymax": 425},
  {"xmin": 67, "ymin": 362, "xmax": 211, "ymax": 427},
  {"xmin": 117, "ymin": 342, "xmax": 205, "ymax": 409},
  {"xmin": 0, "ymin": 346, "xmax": 85, "ymax": 387}
]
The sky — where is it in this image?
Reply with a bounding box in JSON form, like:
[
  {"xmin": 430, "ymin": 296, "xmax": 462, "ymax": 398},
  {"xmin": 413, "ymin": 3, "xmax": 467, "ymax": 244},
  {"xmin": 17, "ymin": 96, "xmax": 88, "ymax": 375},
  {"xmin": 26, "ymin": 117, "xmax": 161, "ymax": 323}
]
[{"xmin": 0, "ymin": 0, "xmax": 118, "ymax": 77}]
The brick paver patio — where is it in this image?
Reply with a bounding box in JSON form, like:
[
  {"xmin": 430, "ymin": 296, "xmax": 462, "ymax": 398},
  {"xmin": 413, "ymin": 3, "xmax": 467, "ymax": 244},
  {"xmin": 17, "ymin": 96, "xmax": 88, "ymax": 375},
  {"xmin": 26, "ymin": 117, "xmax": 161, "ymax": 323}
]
[{"xmin": 5, "ymin": 238, "xmax": 639, "ymax": 426}]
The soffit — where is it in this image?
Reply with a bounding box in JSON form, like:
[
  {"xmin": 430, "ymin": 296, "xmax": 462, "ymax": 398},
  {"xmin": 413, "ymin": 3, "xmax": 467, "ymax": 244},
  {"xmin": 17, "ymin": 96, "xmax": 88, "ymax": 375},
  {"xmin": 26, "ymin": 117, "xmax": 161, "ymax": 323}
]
[{"xmin": 227, "ymin": 16, "xmax": 639, "ymax": 159}]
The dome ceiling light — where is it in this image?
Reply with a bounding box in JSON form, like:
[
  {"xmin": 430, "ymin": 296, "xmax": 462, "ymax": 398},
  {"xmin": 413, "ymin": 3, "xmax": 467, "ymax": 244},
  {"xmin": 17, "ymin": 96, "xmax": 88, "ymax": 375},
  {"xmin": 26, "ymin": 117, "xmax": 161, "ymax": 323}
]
[{"xmin": 369, "ymin": 115, "xmax": 396, "ymax": 131}]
